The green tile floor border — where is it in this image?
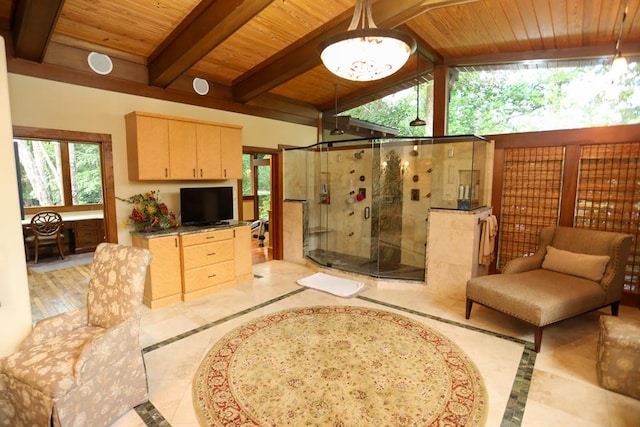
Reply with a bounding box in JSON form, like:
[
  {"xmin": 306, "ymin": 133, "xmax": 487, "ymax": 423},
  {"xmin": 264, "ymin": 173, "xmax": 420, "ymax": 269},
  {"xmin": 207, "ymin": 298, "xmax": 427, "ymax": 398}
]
[{"xmin": 137, "ymin": 288, "xmax": 535, "ymax": 426}]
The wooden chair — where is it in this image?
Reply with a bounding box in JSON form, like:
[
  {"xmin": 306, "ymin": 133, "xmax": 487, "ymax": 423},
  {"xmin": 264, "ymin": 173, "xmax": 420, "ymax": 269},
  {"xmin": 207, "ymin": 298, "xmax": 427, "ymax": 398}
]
[{"xmin": 24, "ymin": 211, "xmax": 65, "ymax": 264}]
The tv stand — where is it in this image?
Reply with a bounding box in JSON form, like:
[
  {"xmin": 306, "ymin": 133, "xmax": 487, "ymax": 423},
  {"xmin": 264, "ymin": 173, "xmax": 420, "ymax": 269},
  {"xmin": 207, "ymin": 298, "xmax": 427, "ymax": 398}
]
[{"xmin": 131, "ymin": 223, "xmax": 252, "ymax": 308}]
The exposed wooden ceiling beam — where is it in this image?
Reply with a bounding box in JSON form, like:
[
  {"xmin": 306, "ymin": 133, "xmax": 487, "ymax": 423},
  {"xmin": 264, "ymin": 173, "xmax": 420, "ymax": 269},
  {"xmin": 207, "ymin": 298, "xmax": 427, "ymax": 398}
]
[
  {"xmin": 12, "ymin": 0, "xmax": 65, "ymax": 62},
  {"xmin": 148, "ymin": 0, "xmax": 274, "ymax": 88},
  {"xmin": 232, "ymin": 0, "xmax": 432, "ymax": 104}
]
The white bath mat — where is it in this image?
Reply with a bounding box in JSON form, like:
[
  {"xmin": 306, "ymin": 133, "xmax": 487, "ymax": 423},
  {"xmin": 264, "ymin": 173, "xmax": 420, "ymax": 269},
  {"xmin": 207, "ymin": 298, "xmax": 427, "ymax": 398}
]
[{"xmin": 297, "ymin": 272, "xmax": 366, "ymax": 298}]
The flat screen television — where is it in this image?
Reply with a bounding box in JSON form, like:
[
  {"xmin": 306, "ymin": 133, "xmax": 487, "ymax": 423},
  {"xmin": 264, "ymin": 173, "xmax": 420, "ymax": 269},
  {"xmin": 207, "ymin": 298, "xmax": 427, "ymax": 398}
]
[{"xmin": 180, "ymin": 186, "xmax": 234, "ymax": 226}]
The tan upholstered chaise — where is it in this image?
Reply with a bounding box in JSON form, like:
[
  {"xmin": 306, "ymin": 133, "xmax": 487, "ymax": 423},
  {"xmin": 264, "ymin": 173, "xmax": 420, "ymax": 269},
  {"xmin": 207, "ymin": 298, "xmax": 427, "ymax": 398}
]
[
  {"xmin": 0, "ymin": 243, "xmax": 153, "ymax": 426},
  {"xmin": 466, "ymin": 226, "xmax": 632, "ymax": 352}
]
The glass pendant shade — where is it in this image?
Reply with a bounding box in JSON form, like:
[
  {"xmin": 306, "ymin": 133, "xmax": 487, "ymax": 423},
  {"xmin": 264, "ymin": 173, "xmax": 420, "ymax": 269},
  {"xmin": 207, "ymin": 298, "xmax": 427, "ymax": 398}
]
[
  {"xmin": 320, "ymin": 29, "xmax": 415, "ymax": 81},
  {"xmin": 611, "ymin": 53, "xmax": 628, "ymax": 77},
  {"xmin": 319, "ymin": 0, "xmax": 416, "ymax": 81}
]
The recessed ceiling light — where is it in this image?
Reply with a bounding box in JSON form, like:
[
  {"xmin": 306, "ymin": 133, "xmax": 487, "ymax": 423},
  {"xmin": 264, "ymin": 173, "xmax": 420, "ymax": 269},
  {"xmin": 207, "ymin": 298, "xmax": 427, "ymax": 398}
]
[
  {"xmin": 192, "ymin": 77, "xmax": 210, "ymax": 96},
  {"xmin": 87, "ymin": 52, "xmax": 113, "ymax": 75}
]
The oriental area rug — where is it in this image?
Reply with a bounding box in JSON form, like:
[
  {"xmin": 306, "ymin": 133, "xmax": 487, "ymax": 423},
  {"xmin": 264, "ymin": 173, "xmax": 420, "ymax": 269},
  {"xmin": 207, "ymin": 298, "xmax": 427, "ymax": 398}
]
[{"xmin": 192, "ymin": 306, "xmax": 487, "ymax": 426}]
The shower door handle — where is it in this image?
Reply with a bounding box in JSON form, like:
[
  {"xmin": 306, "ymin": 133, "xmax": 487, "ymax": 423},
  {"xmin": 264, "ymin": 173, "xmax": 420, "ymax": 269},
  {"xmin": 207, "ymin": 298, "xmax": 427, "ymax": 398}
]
[{"xmin": 364, "ymin": 207, "xmax": 370, "ymax": 219}]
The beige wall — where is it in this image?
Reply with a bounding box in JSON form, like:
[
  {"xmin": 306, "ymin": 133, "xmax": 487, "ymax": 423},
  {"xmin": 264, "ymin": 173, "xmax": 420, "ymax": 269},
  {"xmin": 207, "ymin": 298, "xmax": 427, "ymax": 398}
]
[
  {"xmin": 2, "ymin": 72, "xmax": 316, "ymax": 355},
  {"xmin": 0, "ymin": 39, "xmax": 32, "ymax": 356},
  {"xmin": 8, "ymin": 73, "xmax": 317, "ymax": 245}
]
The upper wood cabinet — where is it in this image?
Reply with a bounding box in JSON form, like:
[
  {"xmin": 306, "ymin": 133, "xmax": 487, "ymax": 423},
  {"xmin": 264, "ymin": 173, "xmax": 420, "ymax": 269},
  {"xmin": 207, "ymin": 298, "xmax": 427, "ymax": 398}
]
[{"xmin": 125, "ymin": 111, "xmax": 242, "ymax": 181}]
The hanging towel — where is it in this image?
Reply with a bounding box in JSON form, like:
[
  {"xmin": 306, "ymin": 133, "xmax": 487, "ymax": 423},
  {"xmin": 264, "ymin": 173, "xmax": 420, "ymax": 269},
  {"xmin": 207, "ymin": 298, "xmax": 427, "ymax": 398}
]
[{"xmin": 479, "ymin": 215, "xmax": 498, "ymax": 266}]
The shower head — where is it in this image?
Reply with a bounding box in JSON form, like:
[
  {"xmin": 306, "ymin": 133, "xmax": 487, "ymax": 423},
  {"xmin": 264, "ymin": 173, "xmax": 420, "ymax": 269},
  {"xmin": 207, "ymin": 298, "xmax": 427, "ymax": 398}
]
[{"xmin": 354, "ymin": 150, "xmax": 364, "ymax": 159}]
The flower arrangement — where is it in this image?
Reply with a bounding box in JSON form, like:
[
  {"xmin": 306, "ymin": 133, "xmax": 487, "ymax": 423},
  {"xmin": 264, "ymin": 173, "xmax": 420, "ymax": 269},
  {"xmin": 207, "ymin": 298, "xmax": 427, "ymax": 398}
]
[{"xmin": 117, "ymin": 190, "xmax": 178, "ymax": 232}]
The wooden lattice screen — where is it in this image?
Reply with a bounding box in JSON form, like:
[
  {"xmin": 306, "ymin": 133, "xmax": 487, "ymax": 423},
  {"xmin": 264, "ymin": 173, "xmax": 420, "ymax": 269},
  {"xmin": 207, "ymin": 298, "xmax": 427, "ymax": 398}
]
[
  {"xmin": 497, "ymin": 146, "xmax": 565, "ymax": 270},
  {"xmin": 575, "ymin": 143, "xmax": 640, "ymax": 295}
]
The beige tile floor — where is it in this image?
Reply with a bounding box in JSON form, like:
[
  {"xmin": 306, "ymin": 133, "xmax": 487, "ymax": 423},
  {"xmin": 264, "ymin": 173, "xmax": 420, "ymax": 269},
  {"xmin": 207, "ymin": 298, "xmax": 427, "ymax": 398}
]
[{"xmin": 112, "ymin": 260, "xmax": 640, "ymax": 427}]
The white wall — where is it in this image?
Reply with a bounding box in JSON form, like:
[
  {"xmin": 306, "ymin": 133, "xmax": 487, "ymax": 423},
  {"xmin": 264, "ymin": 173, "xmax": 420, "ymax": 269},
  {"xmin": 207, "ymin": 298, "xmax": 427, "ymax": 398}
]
[
  {"xmin": 0, "ymin": 39, "xmax": 32, "ymax": 356},
  {"xmin": 1, "ymin": 69, "xmax": 317, "ymax": 355}
]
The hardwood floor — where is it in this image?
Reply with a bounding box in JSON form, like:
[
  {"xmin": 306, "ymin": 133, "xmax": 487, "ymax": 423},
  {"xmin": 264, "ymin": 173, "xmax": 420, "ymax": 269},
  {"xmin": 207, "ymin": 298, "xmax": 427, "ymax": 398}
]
[
  {"xmin": 28, "ymin": 264, "xmax": 91, "ymax": 323},
  {"xmin": 27, "ymin": 237, "xmax": 273, "ymax": 322}
]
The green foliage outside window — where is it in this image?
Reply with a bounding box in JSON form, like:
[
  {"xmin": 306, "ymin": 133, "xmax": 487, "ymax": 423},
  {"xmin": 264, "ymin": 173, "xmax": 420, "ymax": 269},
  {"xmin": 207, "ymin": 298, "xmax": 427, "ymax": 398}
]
[
  {"xmin": 344, "ymin": 61, "xmax": 639, "ymax": 136},
  {"xmin": 16, "ymin": 139, "xmax": 103, "ymax": 209}
]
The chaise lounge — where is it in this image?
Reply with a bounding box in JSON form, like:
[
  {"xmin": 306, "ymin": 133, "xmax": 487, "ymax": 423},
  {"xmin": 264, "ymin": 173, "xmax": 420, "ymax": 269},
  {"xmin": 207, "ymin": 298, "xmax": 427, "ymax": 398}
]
[{"xmin": 466, "ymin": 225, "xmax": 632, "ymax": 352}]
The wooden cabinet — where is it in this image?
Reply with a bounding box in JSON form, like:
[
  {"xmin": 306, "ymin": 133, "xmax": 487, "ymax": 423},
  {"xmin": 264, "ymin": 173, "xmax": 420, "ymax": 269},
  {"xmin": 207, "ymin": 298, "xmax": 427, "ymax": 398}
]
[
  {"xmin": 180, "ymin": 228, "xmax": 237, "ymax": 301},
  {"xmin": 133, "ymin": 224, "xmax": 253, "ymax": 307},
  {"xmin": 73, "ymin": 219, "xmax": 105, "ymax": 254},
  {"xmin": 220, "ymin": 127, "xmax": 243, "ymax": 179},
  {"xmin": 131, "ymin": 234, "xmax": 182, "ymax": 308},
  {"xmin": 234, "ymin": 225, "xmax": 253, "ymax": 282},
  {"xmin": 126, "ymin": 113, "xmax": 170, "ymax": 180},
  {"xmin": 125, "ymin": 111, "xmax": 242, "ymax": 181}
]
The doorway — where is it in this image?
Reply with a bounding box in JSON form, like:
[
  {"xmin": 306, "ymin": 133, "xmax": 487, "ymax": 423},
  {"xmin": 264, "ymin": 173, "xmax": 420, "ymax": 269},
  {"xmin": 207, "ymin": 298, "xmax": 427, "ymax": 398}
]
[{"xmin": 242, "ymin": 147, "xmax": 280, "ymax": 264}]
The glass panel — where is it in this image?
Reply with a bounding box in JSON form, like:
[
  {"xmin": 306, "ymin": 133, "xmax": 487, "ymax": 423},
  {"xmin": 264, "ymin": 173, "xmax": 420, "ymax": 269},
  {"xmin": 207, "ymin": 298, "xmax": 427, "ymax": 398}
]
[
  {"xmin": 70, "ymin": 142, "xmax": 103, "ymax": 205},
  {"xmin": 15, "ymin": 139, "xmax": 64, "ymax": 208},
  {"xmin": 242, "ymin": 153, "xmax": 252, "ymax": 196}
]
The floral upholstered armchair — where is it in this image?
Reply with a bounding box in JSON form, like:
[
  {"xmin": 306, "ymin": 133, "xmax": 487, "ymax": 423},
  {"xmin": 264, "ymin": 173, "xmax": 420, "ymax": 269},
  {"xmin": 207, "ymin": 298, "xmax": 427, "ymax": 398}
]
[{"xmin": 0, "ymin": 243, "xmax": 153, "ymax": 426}]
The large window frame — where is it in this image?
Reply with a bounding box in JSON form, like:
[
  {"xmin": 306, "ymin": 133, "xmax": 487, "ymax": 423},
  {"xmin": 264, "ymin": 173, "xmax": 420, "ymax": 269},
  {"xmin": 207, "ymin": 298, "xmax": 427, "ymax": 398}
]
[{"xmin": 12, "ymin": 126, "xmax": 118, "ymax": 243}]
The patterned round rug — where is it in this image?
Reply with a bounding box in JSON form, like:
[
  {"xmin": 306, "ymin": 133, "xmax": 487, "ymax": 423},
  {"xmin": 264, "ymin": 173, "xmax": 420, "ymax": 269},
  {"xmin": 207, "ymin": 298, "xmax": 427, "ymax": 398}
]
[{"xmin": 193, "ymin": 306, "xmax": 487, "ymax": 426}]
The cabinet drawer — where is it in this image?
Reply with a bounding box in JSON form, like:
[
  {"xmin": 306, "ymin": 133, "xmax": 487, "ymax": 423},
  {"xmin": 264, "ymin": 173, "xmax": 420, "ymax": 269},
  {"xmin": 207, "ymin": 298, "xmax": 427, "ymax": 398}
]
[
  {"xmin": 182, "ymin": 239, "xmax": 233, "ymax": 270},
  {"xmin": 181, "ymin": 228, "xmax": 234, "ymax": 246},
  {"xmin": 183, "ymin": 260, "xmax": 234, "ymax": 292}
]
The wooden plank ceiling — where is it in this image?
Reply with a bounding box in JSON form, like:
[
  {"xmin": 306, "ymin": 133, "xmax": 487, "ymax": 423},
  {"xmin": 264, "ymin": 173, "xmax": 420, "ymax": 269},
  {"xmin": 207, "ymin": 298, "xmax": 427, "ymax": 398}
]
[{"xmin": 1, "ymin": 0, "xmax": 639, "ymax": 127}]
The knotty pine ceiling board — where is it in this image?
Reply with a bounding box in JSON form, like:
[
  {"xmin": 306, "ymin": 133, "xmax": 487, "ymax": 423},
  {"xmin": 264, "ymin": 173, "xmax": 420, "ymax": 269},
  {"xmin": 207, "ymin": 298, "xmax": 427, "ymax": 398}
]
[
  {"xmin": 54, "ymin": 0, "xmax": 200, "ymax": 58},
  {"xmin": 190, "ymin": 0, "xmax": 353, "ymax": 85}
]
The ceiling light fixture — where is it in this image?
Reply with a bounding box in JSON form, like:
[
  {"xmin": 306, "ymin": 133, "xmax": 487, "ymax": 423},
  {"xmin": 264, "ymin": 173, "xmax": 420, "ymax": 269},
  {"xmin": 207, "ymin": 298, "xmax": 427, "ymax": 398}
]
[
  {"xmin": 330, "ymin": 84, "xmax": 345, "ymax": 136},
  {"xmin": 319, "ymin": 0, "xmax": 416, "ymax": 82},
  {"xmin": 611, "ymin": 0, "xmax": 629, "ymax": 77},
  {"xmin": 409, "ymin": 53, "xmax": 426, "ymax": 127}
]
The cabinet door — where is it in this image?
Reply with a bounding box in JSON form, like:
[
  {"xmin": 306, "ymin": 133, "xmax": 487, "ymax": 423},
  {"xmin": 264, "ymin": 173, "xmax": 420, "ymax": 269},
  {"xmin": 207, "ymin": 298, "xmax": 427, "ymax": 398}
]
[
  {"xmin": 168, "ymin": 120, "xmax": 197, "ymax": 179},
  {"xmin": 196, "ymin": 124, "xmax": 222, "ymax": 179},
  {"xmin": 234, "ymin": 225, "xmax": 253, "ymax": 281},
  {"xmin": 132, "ymin": 235, "xmax": 182, "ymax": 307},
  {"xmin": 220, "ymin": 127, "xmax": 243, "ymax": 179},
  {"xmin": 127, "ymin": 114, "xmax": 170, "ymax": 180}
]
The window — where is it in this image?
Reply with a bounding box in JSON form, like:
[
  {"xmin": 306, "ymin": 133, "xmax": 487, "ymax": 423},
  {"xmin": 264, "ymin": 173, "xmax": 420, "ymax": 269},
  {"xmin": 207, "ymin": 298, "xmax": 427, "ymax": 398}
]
[
  {"xmin": 448, "ymin": 60, "xmax": 640, "ymax": 135},
  {"xmin": 15, "ymin": 138, "xmax": 103, "ymax": 212}
]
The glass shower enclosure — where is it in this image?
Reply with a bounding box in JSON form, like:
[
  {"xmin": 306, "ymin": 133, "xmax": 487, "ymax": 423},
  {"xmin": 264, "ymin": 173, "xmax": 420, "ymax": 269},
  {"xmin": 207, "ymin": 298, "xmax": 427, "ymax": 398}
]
[{"xmin": 283, "ymin": 135, "xmax": 487, "ymax": 281}]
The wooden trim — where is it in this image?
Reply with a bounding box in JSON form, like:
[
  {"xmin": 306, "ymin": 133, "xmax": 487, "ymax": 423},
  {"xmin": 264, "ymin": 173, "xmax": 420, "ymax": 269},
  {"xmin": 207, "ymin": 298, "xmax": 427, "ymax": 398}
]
[
  {"xmin": 559, "ymin": 145, "xmax": 580, "ymax": 226},
  {"xmin": 12, "ymin": 125, "xmax": 118, "ymax": 244},
  {"xmin": 59, "ymin": 142, "xmax": 73, "ymax": 206},
  {"xmin": 273, "ymin": 149, "xmax": 283, "ymax": 260},
  {"xmin": 432, "ymin": 64, "xmax": 448, "ymax": 136},
  {"xmin": 445, "ymin": 43, "xmax": 640, "ymax": 67},
  {"xmin": 488, "ymin": 124, "xmax": 640, "ymax": 149}
]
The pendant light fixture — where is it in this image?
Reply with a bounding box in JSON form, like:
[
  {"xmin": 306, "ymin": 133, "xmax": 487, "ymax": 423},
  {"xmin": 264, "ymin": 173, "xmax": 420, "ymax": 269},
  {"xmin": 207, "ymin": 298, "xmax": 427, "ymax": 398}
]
[
  {"xmin": 319, "ymin": 0, "xmax": 416, "ymax": 82},
  {"xmin": 330, "ymin": 84, "xmax": 344, "ymax": 136},
  {"xmin": 611, "ymin": 0, "xmax": 629, "ymax": 78},
  {"xmin": 409, "ymin": 53, "xmax": 426, "ymax": 127}
]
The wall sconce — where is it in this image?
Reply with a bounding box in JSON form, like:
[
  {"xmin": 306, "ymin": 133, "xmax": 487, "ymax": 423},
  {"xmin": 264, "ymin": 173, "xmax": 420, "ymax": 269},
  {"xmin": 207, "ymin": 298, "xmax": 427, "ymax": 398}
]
[
  {"xmin": 402, "ymin": 160, "xmax": 410, "ymax": 174},
  {"xmin": 409, "ymin": 145, "xmax": 419, "ymax": 157}
]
